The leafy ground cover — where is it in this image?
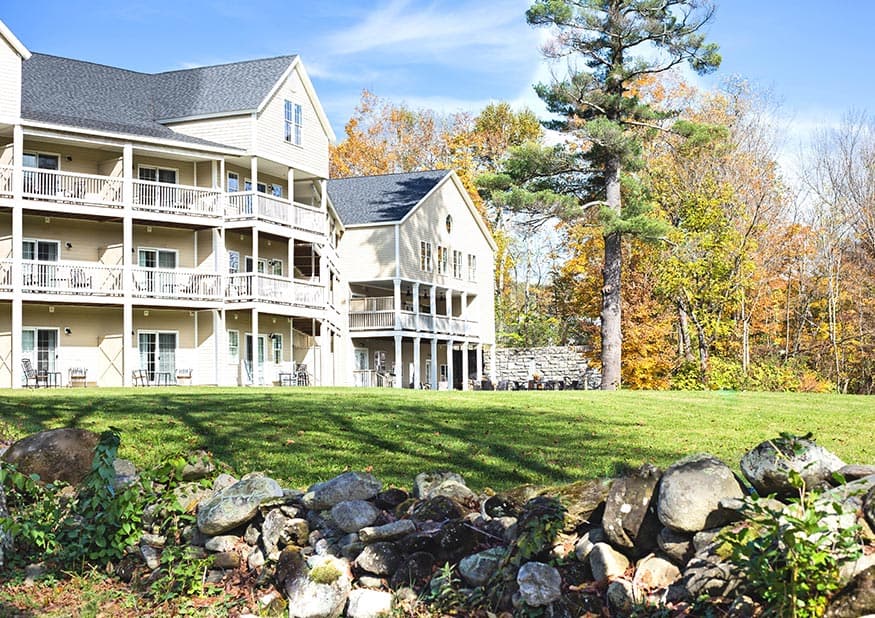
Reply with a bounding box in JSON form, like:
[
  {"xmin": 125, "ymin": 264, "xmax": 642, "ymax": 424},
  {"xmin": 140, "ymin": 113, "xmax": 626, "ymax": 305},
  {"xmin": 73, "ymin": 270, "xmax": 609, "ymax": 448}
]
[{"xmin": 1, "ymin": 387, "xmax": 872, "ymax": 491}]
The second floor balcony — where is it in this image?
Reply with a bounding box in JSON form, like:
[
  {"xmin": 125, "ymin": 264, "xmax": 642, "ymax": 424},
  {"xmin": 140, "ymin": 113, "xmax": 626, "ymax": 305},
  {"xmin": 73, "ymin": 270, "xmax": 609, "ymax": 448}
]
[
  {"xmin": 349, "ymin": 296, "xmax": 478, "ymax": 337},
  {"xmin": 227, "ymin": 272, "xmax": 325, "ymax": 309},
  {"xmin": 226, "ymin": 192, "xmax": 324, "ymax": 235}
]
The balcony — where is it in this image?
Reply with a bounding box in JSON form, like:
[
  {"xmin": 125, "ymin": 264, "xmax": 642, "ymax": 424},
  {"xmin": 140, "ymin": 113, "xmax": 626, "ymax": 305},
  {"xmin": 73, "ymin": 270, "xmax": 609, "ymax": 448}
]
[
  {"xmin": 0, "ymin": 166, "xmax": 11, "ymax": 198},
  {"xmin": 349, "ymin": 296, "xmax": 478, "ymax": 336},
  {"xmin": 227, "ymin": 273, "xmax": 325, "ymax": 309},
  {"xmin": 132, "ymin": 267, "xmax": 223, "ymax": 302},
  {"xmin": 21, "ymin": 260, "xmax": 123, "ymax": 296},
  {"xmin": 226, "ymin": 192, "xmax": 324, "ymax": 235},
  {"xmin": 15, "ymin": 168, "xmax": 124, "ymax": 209},
  {"xmin": 133, "ymin": 180, "xmax": 222, "ymax": 218}
]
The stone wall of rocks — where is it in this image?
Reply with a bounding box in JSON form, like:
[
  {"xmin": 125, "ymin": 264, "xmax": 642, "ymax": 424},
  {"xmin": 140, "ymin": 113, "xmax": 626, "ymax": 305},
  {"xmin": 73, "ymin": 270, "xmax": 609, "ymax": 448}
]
[
  {"xmin": 3, "ymin": 429, "xmax": 875, "ymax": 617},
  {"xmin": 489, "ymin": 345, "xmax": 601, "ymax": 388}
]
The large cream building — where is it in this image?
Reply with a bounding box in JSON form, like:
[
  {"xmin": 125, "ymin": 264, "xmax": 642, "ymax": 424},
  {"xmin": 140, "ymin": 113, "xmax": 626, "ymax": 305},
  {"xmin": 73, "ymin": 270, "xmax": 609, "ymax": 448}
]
[{"xmin": 0, "ymin": 20, "xmax": 495, "ymax": 389}]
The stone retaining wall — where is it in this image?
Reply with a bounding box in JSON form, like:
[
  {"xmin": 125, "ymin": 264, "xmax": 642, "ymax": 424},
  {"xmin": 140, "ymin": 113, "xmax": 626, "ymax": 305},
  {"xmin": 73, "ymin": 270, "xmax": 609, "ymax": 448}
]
[{"xmin": 489, "ymin": 345, "xmax": 601, "ymax": 388}]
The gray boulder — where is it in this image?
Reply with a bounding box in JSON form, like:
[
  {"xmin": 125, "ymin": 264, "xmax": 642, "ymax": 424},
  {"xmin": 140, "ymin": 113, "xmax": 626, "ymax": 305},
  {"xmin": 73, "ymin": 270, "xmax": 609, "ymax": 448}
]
[
  {"xmin": 413, "ymin": 471, "xmax": 476, "ymax": 504},
  {"xmin": 260, "ymin": 508, "xmax": 290, "ymax": 557},
  {"xmin": 359, "ymin": 519, "xmax": 416, "ymax": 543},
  {"xmin": 355, "ymin": 541, "xmax": 401, "ymax": 576},
  {"xmin": 458, "ymin": 546, "xmax": 506, "ymax": 587},
  {"xmin": 602, "ymin": 464, "xmax": 662, "ymax": 555},
  {"xmin": 865, "ymin": 484, "xmax": 875, "ymax": 532},
  {"xmin": 346, "ymin": 588, "xmax": 393, "ymax": 618},
  {"xmin": 303, "ymin": 472, "xmax": 382, "ymax": 510},
  {"xmin": 330, "ymin": 500, "xmax": 380, "ymax": 533},
  {"xmin": 574, "ymin": 527, "xmax": 606, "ymax": 562},
  {"xmin": 589, "ymin": 542, "xmax": 630, "ymax": 582},
  {"xmin": 633, "ymin": 553, "xmax": 681, "ymax": 590},
  {"xmin": 2, "ymin": 428, "xmax": 99, "ymax": 485},
  {"xmin": 657, "ymin": 527, "xmax": 694, "ymax": 566},
  {"xmin": 196, "ymin": 475, "xmax": 284, "ymax": 535},
  {"xmin": 606, "ymin": 579, "xmax": 640, "ymax": 615},
  {"xmin": 204, "ymin": 534, "xmax": 238, "ymax": 553},
  {"xmin": 657, "ymin": 454, "xmax": 744, "ymax": 533},
  {"xmin": 517, "ymin": 561, "xmax": 562, "ymax": 607},
  {"xmin": 826, "ymin": 565, "xmax": 875, "ymax": 618},
  {"xmin": 740, "ymin": 435, "xmax": 846, "ymax": 496}
]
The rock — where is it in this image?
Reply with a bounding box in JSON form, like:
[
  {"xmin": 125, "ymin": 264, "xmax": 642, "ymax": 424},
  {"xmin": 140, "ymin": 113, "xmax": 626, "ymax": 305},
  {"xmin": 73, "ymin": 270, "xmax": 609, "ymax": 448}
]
[
  {"xmin": 574, "ymin": 527, "xmax": 606, "ymax": 562},
  {"xmin": 212, "ymin": 551, "xmax": 240, "ymax": 569},
  {"xmin": 389, "ymin": 551, "xmax": 434, "ymax": 591},
  {"xmin": 410, "ymin": 495, "xmax": 465, "ymax": 522},
  {"xmin": 589, "ymin": 542, "xmax": 630, "ymax": 582},
  {"xmin": 436, "ymin": 519, "xmax": 478, "ymax": 564},
  {"xmin": 413, "ymin": 471, "xmax": 476, "ymax": 504},
  {"xmin": 261, "ymin": 509, "xmax": 291, "ymax": 556},
  {"xmin": 633, "ymin": 554, "xmax": 681, "ymax": 590},
  {"xmin": 602, "ymin": 464, "xmax": 661, "ymax": 556},
  {"xmin": 375, "ymin": 488, "xmax": 409, "ymax": 511},
  {"xmin": 866, "ymin": 485, "xmax": 875, "ymax": 532},
  {"xmin": 173, "ymin": 482, "xmax": 212, "ymax": 513},
  {"xmin": 204, "ymin": 535, "xmax": 238, "ymax": 553},
  {"xmin": 692, "ymin": 528, "xmax": 722, "ymax": 553},
  {"xmin": 248, "ymin": 548, "xmax": 265, "ymax": 569},
  {"xmin": 112, "ymin": 458, "xmax": 139, "ymax": 490},
  {"xmin": 197, "ymin": 476, "xmax": 284, "ymax": 535},
  {"xmin": 276, "ymin": 546, "xmax": 307, "ymax": 592},
  {"xmin": 211, "ymin": 473, "xmax": 237, "ymax": 493},
  {"xmin": 244, "ymin": 524, "xmax": 260, "ymax": 546},
  {"xmin": 286, "ymin": 555, "xmax": 351, "ymax": 618},
  {"xmin": 331, "ymin": 500, "xmax": 380, "ymax": 533},
  {"xmin": 826, "ymin": 565, "xmax": 875, "ymax": 618},
  {"xmin": 606, "ymin": 579, "xmax": 639, "ymax": 615},
  {"xmin": 140, "ymin": 543, "xmax": 161, "ymax": 570},
  {"xmin": 837, "ymin": 464, "xmax": 875, "ymax": 482},
  {"xmin": 2, "ymin": 428, "xmax": 99, "ymax": 485},
  {"xmin": 181, "ymin": 450, "xmax": 216, "ymax": 481},
  {"xmin": 517, "ymin": 562, "xmax": 562, "ymax": 607},
  {"xmin": 740, "ymin": 435, "xmax": 846, "ymax": 496},
  {"xmin": 140, "ymin": 532, "xmax": 166, "ymax": 548},
  {"xmin": 459, "ymin": 547, "xmax": 506, "ymax": 587},
  {"xmin": 357, "ymin": 575, "xmax": 384, "ymax": 589},
  {"xmin": 668, "ymin": 552, "xmax": 742, "ymax": 603},
  {"xmin": 549, "ymin": 479, "xmax": 612, "ymax": 532},
  {"xmin": 657, "ymin": 454, "xmax": 744, "ymax": 533},
  {"xmin": 657, "ymin": 527, "xmax": 694, "ymax": 566},
  {"xmin": 359, "ymin": 519, "xmax": 416, "ymax": 543},
  {"xmin": 285, "ymin": 518, "xmax": 310, "ymax": 546},
  {"xmin": 346, "ymin": 588, "xmax": 393, "ymax": 618},
  {"xmin": 483, "ymin": 495, "xmax": 519, "ymax": 518},
  {"xmin": 395, "ymin": 531, "xmax": 439, "ymax": 556},
  {"xmin": 840, "ymin": 553, "xmax": 875, "ymax": 585},
  {"xmin": 355, "ymin": 542, "xmax": 401, "ymax": 577},
  {"xmin": 303, "ymin": 472, "xmax": 382, "ymax": 511},
  {"xmin": 821, "ymin": 475, "xmax": 875, "ymax": 515},
  {"xmin": 23, "ymin": 562, "xmax": 46, "ymax": 586}
]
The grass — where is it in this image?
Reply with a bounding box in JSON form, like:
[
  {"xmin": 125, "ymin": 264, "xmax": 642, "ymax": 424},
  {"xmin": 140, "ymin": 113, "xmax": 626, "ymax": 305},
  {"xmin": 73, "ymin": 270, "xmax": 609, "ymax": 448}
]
[{"xmin": 0, "ymin": 387, "xmax": 872, "ymax": 492}]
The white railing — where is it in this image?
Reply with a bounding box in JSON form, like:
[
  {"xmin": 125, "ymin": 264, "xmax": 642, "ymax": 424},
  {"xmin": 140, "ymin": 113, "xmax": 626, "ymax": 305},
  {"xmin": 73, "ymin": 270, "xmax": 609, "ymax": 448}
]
[
  {"xmin": 226, "ymin": 192, "xmax": 324, "ymax": 234},
  {"xmin": 22, "ymin": 260, "xmax": 123, "ymax": 295},
  {"xmin": 0, "ymin": 166, "xmax": 12, "ymax": 197},
  {"xmin": 0, "ymin": 259, "xmax": 11, "ymax": 291},
  {"xmin": 21, "ymin": 168, "xmax": 123, "ymax": 207},
  {"xmin": 133, "ymin": 180, "xmax": 222, "ymax": 217},
  {"xmin": 132, "ymin": 267, "xmax": 222, "ymax": 301},
  {"xmin": 348, "ymin": 306, "xmax": 478, "ymax": 335},
  {"xmin": 350, "ymin": 296, "xmax": 394, "ymax": 312},
  {"xmin": 349, "ymin": 312, "xmax": 395, "ymax": 330},
  {"xmin": 226, "ymin": 273, "xmax": 325, "ymax": 308}
]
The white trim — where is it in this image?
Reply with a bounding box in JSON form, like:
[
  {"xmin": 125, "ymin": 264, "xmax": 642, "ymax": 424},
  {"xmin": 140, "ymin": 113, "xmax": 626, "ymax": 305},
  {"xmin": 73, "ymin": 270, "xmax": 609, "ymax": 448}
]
[
  {"xmin": 22, "ymin": 150, "xmax": 61, "ymax": 171},
  {"xmin": 137, "ymin": 164, "xmax": 179, "ymax": 184},
  {"xmin": 227, "ymin": 328, "xmax": 240, "ymax": 363},
  {"xmin": 159, "ymin": 110, "xmax": 251, "ymax": 124},
  {"xmin": 137, "ymin": 246, "xmax": 179, "ymax": 268},
  {"xmin": 255, "ymin": 58, "xmax": 337, "ymax": 143},
  {"xmin": 0, "ymin": 19, "xmax": 32, "ymax": 59}
]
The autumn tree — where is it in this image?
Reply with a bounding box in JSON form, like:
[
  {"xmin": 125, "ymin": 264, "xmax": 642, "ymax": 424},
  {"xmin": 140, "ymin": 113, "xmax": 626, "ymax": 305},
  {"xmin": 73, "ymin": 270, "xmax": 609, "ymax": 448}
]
[{"xmin": 526, "ymin": 0, "xmax": 721, "ymax": 389}]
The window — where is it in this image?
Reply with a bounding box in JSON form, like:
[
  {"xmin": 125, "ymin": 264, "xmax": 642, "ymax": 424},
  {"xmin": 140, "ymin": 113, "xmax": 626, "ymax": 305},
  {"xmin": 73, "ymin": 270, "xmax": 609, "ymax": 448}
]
[
  {"xmin": 440, "ymin": 364, "xmax": 448, "ymax": 382},
  {"xmin": 228, "ymin": 330, "xmax": 239, "ymax": 362},
  {"xmin": 22, "ymin": 152, "xmax": 60, "ymax": 195},
  {"xmin": 445, "ymin": 215, "xmax": 453, "ymax": 234},
  {"xmin": 23, "ymin": 239, "xmax": 59, "ymax": 262},
  {"xmin": 228, "ymin": 251, "xmax": 240, "ymax": 274},
  {"xmin": 244, "ymin": 180, "xmax": 267, "ymax": 193},
  {"xmin": 452, "ymin": 250, "xmax": 463, "ymax": 279},
  {"xmin": 420, "ymin": 241, "xmax": 433, "ymax": 272},
  {"xmin": 437, "ymin": 246, "xmax": 448, "ymax": 275},
  {"xmin": 138, "ymin": 166, "xmax": 177, "ymax": 184},
  {"xmin": 271, "ymin": 184, "xmax": 283, "ymax": 198},
  {"xmin": 272, "ymin": 334, "xmax": 282, "ymax": 364},
  {"xmin": 244, "ymin": 257, "xmax": 282, "ymax": 276},
  {"xmin": 227, "ymin": 172, "xmax": 239, "ymax": 192},
  {"xmin": 285, "ymin": 100, "xmax": 303, "ymax": 146},
  {"xmin": 468, "ymin": 254, "xmax": 477, "ymax": 281}
]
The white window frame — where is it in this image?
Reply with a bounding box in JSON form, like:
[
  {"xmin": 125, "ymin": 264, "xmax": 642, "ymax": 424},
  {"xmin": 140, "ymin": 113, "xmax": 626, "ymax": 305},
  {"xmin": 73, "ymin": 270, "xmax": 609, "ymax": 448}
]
[
  {"xmin": 271, "ymin": 333, "xmax": 283, "ymax": 365},
  {"xmin": 245, "ymin": 256, "xmax": 282, "ymax": 276},
  {"xmin": 22, "ymin": 238, "xmax": 60, "ymax": 261},
  {"xmin": 228, "ymin": 329, "xmax": 240, "ymax": 363},
  {"xmin": 137, "ymin": 247, "xmax": 178, "ymax": 269},
  {"xmin": 227, "ymin": 171, "xmax": 239, "ymax": 192},
  {"xmin": 23, "ymin": 151, "xmax": 61, "ymax": 171},
  {"xmin": 468, "ymin": 254, "xmax": 477, "ymax": 281},
  {"xmin": 137, "ymin": 165, "xmax": 178, "ymax": 184},
  {"xmin": 244, "ymin": 179, "xmax": 267, "ymax": 193},
  {"xmin": 285, "ymin": 100, "xmax": 303, "ymax": 146},
  {"xmin": 452, "ymin": 250, "xmax": 463, "ymax": 279},
  {"xmin": 437, "ymin": 246, "xmax": 448, "ymax": 275},
  {"xmin": 420, "ymin": 241, "xmax": 433, "ymax": 272}
]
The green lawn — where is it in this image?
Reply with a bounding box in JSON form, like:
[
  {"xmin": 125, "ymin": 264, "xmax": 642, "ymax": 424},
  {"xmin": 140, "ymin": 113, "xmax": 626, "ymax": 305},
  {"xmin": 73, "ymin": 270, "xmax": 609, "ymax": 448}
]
[{"xmin": 0, "ymin": 388, "xmax": 872, "ymax": 492}]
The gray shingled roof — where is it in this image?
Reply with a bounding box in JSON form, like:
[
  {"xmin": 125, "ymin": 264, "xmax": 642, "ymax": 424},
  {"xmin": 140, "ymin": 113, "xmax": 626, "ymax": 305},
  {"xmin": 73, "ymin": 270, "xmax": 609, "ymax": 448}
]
[
  {"xmin": 328, "ymin": 170, "xmax": 451, "ymax": 226},
  {"xmin": 21, "ymin": 52, "xmax": 295, "ymax": 148}
]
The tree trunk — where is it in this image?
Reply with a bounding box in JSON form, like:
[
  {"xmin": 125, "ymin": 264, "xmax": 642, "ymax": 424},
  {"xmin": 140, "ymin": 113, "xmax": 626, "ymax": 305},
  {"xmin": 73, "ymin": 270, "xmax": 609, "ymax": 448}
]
[
  {"xmin": 741, "ymin": 291, "xmax": 750, "ymax": 374},
  {"xmin": 677, "ymin": 302, "xmax": 694, "ymax": 363},
  {"xmin": 600, "ymin": 156, "xmax": 623, "ymax": 390},
  {"xmin": 689, "ymin": 310, "xmax": 710, "ymax": 386}
]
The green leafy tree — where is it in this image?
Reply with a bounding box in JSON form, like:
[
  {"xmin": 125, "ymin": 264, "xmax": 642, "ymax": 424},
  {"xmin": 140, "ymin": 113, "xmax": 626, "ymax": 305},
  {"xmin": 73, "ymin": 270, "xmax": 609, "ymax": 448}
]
[{"xmin": 526, "ymin": 0, "xmax": 721, "ymax": 389}]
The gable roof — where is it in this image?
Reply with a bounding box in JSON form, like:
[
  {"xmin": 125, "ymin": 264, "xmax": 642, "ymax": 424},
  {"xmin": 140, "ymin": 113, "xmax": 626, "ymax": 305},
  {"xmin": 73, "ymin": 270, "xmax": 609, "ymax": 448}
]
[
  {"xmin": 0, "ymin": 19, "xmax": 30, "ymax": 59},
  {"xmin": 328, "ymin": 170, "xmax": 451, "ymax": 226}
]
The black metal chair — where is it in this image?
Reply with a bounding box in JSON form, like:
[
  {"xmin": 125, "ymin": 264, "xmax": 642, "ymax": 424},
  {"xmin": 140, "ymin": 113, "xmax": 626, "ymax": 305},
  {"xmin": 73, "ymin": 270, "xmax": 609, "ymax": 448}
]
[{"xmin": 22, "ymin": 359, "xmax": 47, "ymax": 388}]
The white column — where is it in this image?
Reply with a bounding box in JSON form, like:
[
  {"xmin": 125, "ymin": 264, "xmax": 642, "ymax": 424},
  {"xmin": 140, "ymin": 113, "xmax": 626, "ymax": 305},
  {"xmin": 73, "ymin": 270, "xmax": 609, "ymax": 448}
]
[
  {"xmin": 430, "ymin": 285, "xmax": 437, "ymax": 317},
  {"xmin": 393, "ymin": 279, "xmax": 401, "ymax": 329},
  {"xmin": 250, "ymin": 156, "xmax": 258, "ymax": 191},
  {"xmin": 412, "ymin": 282, "xmax": 420, "ymax": 316},
  {"xmin": 287, "ymin": 167, "xmax": 295, "ymax": 202},
  {"xmin": 447, "ymin": 339, "xmax": 454, "ymax": 390},
  {"xmin": 252, "ymin": 229, "xmax": 259, "ymax": 291},
  {"xmin": 413, "ymin": 336, "xmax": 421, "ymax": 389},
  {"xmin": 251, "ymin": 308, "xmax": 260, "ymax": 385},
  {"xmin": 394, "ymin": 334, "xmax": 403, "ymax": 388},
  {"xmin": 10, "ymin": 125, "xmax": 23, "ymax": 388},
  {"xmin": 446, "ymin": 290, "xmax": 453, "ymax": 317},
  {"xmin": 461, "ymin": 341, "xmax": 469, "ymax": 391},
  {"xmin": 122, "ymin": 143, "xmax": 135, "ymax": 386},
  {"xmin": 321, "ymin": 322, "xmax": 330, "ymax": 386},
  {"xmin": 215, "ymin": 309, "xmax": 225, "ymax": 386},
  {"xmin": 211, "ymin": 160, "xmax": 218, "ymax": 188},
  {"xmin": 430, "ymin": 338, "xmax": 438, "ymax": 389}
]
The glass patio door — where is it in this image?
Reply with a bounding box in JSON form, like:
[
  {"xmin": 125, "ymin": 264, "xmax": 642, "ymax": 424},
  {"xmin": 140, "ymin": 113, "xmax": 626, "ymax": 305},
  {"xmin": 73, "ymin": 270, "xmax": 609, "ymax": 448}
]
[
  {"xmin": 138, "ymin": 248, "xmax": 177, "ymax": 293},
  {"xmin": 139, "ymin": 332, "xmax": 177, "ymax": 383},
  {"xmin": 22, "ymin": 328, "xmax": 58, "ymax": 373},
  {"xmin": 22, "ymin": 239, "xmax": 59, "ymax": 288},
  {"xmin": 22, "ymin": 152, "xmax": 59, "ymax": 195},
  {"xmin": 245, "ymin": 334, "xmax": 266, "ymax": 385}
]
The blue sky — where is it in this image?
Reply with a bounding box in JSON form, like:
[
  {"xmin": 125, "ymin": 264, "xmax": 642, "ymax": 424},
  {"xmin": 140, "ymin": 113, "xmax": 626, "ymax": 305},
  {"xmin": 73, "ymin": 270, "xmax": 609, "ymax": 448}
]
[{"xmin": 3, "ymin": 0, "xmax": 874, "ymax": 153}]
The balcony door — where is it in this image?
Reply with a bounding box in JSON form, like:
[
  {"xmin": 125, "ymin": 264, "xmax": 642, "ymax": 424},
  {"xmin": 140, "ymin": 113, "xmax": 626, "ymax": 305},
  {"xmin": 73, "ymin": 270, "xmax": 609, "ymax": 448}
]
[
  {"xmin": 22, "ymin": 328, "xmax": 58, "ymax": 373},
  {"xmin": 353, "ymin": 347, "xmax": 369, "ymax": 386},
  {"xmin": 138, "ymin": 331, "xmax": 177, "ymax": 383},
  {"xmin": 244, "ymin": 334, "xmax": 266, "ymax": 385},
  {"xmin": 22, "ymin": 152, "xmax": 59, "ymax": 196},
  {"xmin": 137, "ymin": 166, "xmax": 177, "ymax": 207},
  {"xmin": 138, "ymin": 248, "xmax": 177, "ymax": 294},
  {"xmin": 22, "ymin": 239, "xmax": 59, "ymax": 288}
]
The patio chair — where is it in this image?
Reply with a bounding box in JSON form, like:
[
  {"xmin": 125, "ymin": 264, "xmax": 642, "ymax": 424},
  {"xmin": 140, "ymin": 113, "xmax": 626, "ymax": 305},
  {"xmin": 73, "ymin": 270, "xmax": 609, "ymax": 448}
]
[
  {"xmin": 22, "ymin": 359, "xmax": 47, "ymax": 388},
  {"xmin": 68, "ymin": 367, "xmax": 87, "ymax": 387},
  {"xmin": 132, "ymin": 369, "xmax": 148, "ymax": 386},
  {"xmin": 175, "ymin": 368, "xmax": 192, "ymax": 385}
]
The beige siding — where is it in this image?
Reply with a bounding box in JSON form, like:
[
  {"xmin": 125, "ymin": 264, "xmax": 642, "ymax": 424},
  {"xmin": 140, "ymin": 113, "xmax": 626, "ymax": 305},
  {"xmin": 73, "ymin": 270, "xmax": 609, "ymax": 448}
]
[
  {"xmin": 0, "ymin": 36, "xmax": 21, "ymax": 120},
  {"xmin": 24, "ymin": 216, "xmax": 122, "ymax": 263},
  {"xmin": 255, "ymin": 65, "xmax": 329, "ymax": 179},
  {"xmin": 24, "ymin": 140, "xmax": 123, "ymax": 177},
  {"xmin": 337, "ymin": 226, "xmax": 396, "ymax": 281},
  {"xmin": 168, "ymin": 114, "xmax": 252, "ymax": 151},
  {"xmin": 134, "ymin": 156, "xmax": 197, "ymax": 186},
  {"xmin": 134, "ymin": 225, "xmax": 199, "ymax": 268}
]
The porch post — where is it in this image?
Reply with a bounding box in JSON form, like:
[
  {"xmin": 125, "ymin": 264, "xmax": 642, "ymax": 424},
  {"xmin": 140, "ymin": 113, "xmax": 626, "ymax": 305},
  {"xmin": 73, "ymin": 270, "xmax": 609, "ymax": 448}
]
[
  {"xmin": 393, "ymin": 279, "xmax": 401, "ymax": 330},
  {"xmin": 122, "ymin": 142, "xmax": 134, "ymax": 386},
  {"xmin": 215, "ymin": 309, "xmax": 225, "ymax": 386},
  {"xmin": 287, "ymin": 167, "xmax": 295, "ymax": 202},
  {"xmin": 447, "ymin": 338, "xmax": 454, "ymax": 390},
  {"xmin": 461, "ymin": 341, "xmax": 469, "ymax": 390},
  {"xmin": 413, "ymin": 336, "xmax": 421, "ymax": 389},
  {"xmin": 252, "ymin": 308, "xmax": 259, "ymax": 385},
  {"xmin": 394, "ymin": 334, "xmax": 403, "ymax": 388},
  {"xmin": 10, "ymin": 125, "xmax": 23, "ymax": 388},
  {"xmin": 412, "ymin": 282, "xmax": 420, "ymax": 319},
  {"xmin": 430, "ymin": 337, "xmax": 438, "ymax": 389}
]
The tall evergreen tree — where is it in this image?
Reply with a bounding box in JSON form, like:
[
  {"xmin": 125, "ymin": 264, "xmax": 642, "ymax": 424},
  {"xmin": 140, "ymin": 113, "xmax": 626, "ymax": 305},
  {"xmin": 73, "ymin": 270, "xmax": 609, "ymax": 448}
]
[{"xmin": 527, "ymin": 0, "xmax": 721, "ymax": 389}]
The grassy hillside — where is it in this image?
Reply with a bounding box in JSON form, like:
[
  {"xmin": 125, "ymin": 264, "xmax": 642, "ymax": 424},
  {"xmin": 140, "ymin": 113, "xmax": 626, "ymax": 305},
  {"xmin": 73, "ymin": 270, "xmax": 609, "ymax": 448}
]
[{"xmin": 0, "ymin": 388, "xmax": 871, "ymax": 491}]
